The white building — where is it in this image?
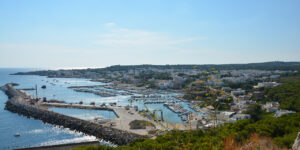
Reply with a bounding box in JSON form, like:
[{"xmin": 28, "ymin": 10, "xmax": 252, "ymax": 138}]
[
  {"xmin": 274, "ymin": 110, "xmax": 296, "ymax": 117},
  {"xmin": 254, "ymin": 82, "xmax": 281, "ymax": 88}
]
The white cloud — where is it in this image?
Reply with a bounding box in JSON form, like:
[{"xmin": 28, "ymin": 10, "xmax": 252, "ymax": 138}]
[
  {"xmin": 0, "ymin": 27, "xmax": 210, "ymax": 68},
  {"xmin": 93, "ymin": 28, "xmax": 206, "ymax": 52},
  {"xmin": 104, "ymin": 22, "xmax": 116, "ymax": 27}
]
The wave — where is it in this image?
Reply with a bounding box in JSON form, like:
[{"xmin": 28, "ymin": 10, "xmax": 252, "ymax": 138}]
[
  {"xmin": 38, "ymin": 136, "xmax": 98, "ymax": 146},
  {"xmin": 27, "ymin": 129, "xmax": 46, "ymax": 134}
]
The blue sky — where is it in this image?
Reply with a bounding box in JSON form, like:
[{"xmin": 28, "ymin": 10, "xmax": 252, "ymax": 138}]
[{"xmin": 0, "ymin": 0, "xmax": 299, "ymax": 68}]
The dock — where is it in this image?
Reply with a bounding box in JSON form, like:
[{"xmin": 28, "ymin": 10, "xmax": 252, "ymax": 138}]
[
  {"xmin": 40, "ymin": 102, "xmax": 160, "ymax": 135},
  {"xmin": 108, "ymin": 106, "xmax": 162, "ymax": 135},
  {"xmin": 40, "ymin": 103, "xmax": 114, "ymax": 111}
]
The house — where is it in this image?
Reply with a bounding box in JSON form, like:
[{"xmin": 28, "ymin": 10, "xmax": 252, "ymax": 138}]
[
  {"xmin": 133, "ymin": 106, "xmax": 138, "ymax": 111},
  {"xmin": 254, "ymin": 82, "xmax": 281, "ymax": 88},
  {"xmin": 238, "ymin": 95, "xmax": 251, "ymax": 101},
  {"xmin": 219, "ymin": 111, "xmax": 236, "ymax": 119},
  {"xmin": 205, "ymin": 80, "xmax": 224, "ymax": 86},
  {"xmin": 221, "ymin": 87, "xmax": 231, "ymax": 91},
  {"xmin": 233, "ymin": 114, "xmax": 251, "ymax": 121},
  {"xmin": 274, "ymin": 109, "xmax": 296, "ymax": 117},
  {"xmin": 172, "ymin": 76, "xmax": 185, "ymax": 89},
  {"xmin": 231, "ymin": 89, "xmax": 246, "ymax": 96},
  {"xmin": 270, "ymin": 75, "xmax": 280, "ymax": 79},
  {"xmin": 252, "ymin": 91, "xmax": 264, "ymax": 100},
  {"xmin": 262, "ymin": 102, "xmax": 280, "ymax": 112},
  {"xmin": 217, "ymin": 95, "xmax": 232, "ymax": 103}
]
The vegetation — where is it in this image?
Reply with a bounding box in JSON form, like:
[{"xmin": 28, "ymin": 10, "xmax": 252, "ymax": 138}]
[
  {"xmin": 280, "ymin": 71, "xmax": 300, "ymax": 83},
  {"xmin": 263, "ymin": 81, "xmax": 300, "ymax": 112},
  {"xmin": 135, "ymin": 72, "xmax": 172, "ymax": 80},
  {"xmin": 243, "ymin": 104, "xmax": 265, "ymax": 121},
  {"xmin": 14, "ymin": 61, "xmax": 300, "ymax": 77},
  {"xmin": 197, "ymin": 98, "xmax": 233, "ymax": 111},
  {"xmin": 74, "ymin": 112, "xmax": 300, "ymax": 150},
  {"xmin": 223, "ymin": 81, "xmax": 257, "ymax": 90},
  {"xmin": 129, "ymin": 120, "xmax": 155, "ymax": 129},
  {"xmin": 183, "ymin": 82, "xmax": 232, "ymax": 110}
]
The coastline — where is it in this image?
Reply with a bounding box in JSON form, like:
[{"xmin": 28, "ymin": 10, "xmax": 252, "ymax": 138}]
[{"xmin": 1, "ymin": 84, "xmax": 147, "ymax": 146}]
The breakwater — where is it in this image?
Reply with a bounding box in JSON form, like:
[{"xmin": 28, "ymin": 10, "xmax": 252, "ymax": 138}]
[{"xmin": 1, "ymin": 84, "xmax": 146, "ymax": 145}]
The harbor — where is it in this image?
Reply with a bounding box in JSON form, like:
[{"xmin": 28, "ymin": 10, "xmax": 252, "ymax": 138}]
[
  {"xmin": 1, "ymin": 84, "xmax": 147, "ymax": 145},
  {"xmin": 0, "ymin": 68, "xmax": 258, "ymax": 149}
]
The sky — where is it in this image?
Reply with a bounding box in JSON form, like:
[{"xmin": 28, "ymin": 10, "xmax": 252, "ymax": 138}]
[{"xmin": 0, "ymin": 0, "xmax": 300, "ymax": 69}]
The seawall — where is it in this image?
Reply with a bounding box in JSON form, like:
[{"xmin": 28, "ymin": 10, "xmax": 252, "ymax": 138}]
[{"xmin": 1, "ymin": 84, "xmax": 146, "ymax": 145}]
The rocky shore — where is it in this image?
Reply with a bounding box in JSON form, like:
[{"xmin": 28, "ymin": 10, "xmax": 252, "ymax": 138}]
[{"xmin": 1, "ymin": 84, "xmax": 147, "ymax": 145}]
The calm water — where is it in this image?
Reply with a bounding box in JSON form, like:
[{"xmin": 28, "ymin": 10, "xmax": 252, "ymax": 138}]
[{"xmin": 0, "ymin": 68, "xmax": 195, "ymax": 149}]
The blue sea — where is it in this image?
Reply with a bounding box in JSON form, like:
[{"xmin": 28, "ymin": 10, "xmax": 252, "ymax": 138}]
[
  {"xmin": 0, "ymin": 68, "xmax": 195, "ymax": 149},
  {"xmin": 0, "ymin": 68, "xmax": 104, "ymax": 149}
]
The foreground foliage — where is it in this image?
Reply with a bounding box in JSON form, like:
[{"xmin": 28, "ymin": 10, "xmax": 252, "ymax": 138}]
[
  {"xmin": 74, "ymin": 112, "xmax": 300, "ymax": 150},
  {"xmin": 264, "ymin": 81, "xmax": 300, "ymax": 112}
]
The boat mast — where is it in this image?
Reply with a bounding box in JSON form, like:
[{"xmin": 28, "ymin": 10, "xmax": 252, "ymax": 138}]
[{"xmin": 35, "ymin": 84, "xmax": 38, "ymax": 99}]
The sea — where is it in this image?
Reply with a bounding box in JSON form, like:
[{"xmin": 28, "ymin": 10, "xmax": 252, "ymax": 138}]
[{"xmin": 0, "ymin": 68, "xmax": 195, "ymax": 149}]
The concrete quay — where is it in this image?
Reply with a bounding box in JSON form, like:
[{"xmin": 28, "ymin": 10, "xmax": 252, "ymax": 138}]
[
  {"xmin": 108, "ymin": 106, "xmax": 158, "ymax": 135},
  {"xmin": 41, "ymin": 101, "xmax": 164, "ymax": 136},
  {"xmin": 40, "ymin": 103, "xmax": 114, "ymax": 111},
  {"xmin": 41, "ymin": 102, "xmax": 159, "ymax": 135}
]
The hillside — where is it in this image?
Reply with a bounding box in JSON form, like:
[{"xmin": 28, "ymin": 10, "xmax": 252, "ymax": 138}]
[{"xmin": 13, "ymin": 61, "xmax": 300, "ymax": 77}]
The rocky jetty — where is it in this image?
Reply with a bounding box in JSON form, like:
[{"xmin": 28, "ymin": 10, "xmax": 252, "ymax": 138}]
[{"xmin": 1, "ymin": 84, "xmax": 147, "ymax": 145}]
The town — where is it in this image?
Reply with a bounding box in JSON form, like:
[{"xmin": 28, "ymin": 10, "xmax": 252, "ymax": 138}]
[{"xmin": 13, "ymin": 63, "xmax": 298, "ymax": 132}]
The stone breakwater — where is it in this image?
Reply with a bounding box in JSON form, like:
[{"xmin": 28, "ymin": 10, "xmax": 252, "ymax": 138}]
[{"xmin": 1, "ymin": 84, "xmax": 147, "ymax": 145}]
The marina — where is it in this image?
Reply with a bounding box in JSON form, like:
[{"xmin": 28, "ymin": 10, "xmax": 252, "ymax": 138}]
[{"xmin": 0, "ymin": 68, "xmax": 248, "ymax": 149}]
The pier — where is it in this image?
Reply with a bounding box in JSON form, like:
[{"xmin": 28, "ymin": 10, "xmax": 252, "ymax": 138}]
[
  {"xmin": 108, "ymin": 106, "xmax": 159, "ymax": 135},
  {"xmin": 68, "ymin": 85, "xmax": 131, "ymax": 96},
  {"xmin": 131, "ymin": 95, "xmax": 180, "ymax": 104},
  {"xmin": 41, "ymin": 102, "xmax": 160, "ymax": 135},
  {"xmin": 40, "ymin": 102, "xmax": 114, "ymax": 111}
]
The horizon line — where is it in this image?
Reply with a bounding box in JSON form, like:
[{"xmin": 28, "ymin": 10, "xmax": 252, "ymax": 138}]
[{"xmin": 1, "ymin": 60, "xmax": 300, "ymax": 71}]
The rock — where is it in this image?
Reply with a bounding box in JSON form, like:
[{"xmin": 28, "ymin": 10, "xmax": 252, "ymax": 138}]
[
  {"xmin": 293, "ymin": 132, "xmax": 300, "ymax": 150},
  {"xmin": 129, "ymin": 120, "xmax": 155, "ymax": 129}
]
